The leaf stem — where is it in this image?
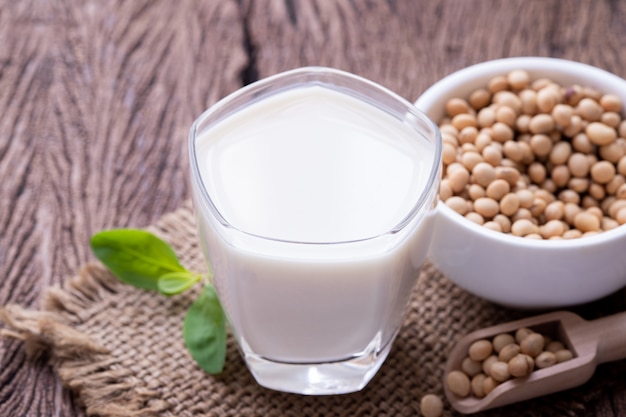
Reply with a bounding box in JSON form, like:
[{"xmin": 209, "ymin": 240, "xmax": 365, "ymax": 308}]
[{"xmin": 202, "ymin": 271, "xmax": 214, "ymax": 286}]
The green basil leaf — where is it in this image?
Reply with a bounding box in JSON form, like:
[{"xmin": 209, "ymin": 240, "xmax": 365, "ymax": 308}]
[
  {"xmin": 184, "ymin": 284, "xmax": 226, "ymax": 374},
  {"xmin": 90, "ymin": 229, "xmax": 186, "ymax": 290},
  {"xmin": 158, "ymin": 272, "xmax": 201, "ymax": 296}
]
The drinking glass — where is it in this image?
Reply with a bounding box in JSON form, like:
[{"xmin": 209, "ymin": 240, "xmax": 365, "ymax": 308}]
[{"xmin": 188, "ymin": 67, "xmax": 441, "ymax": 395}]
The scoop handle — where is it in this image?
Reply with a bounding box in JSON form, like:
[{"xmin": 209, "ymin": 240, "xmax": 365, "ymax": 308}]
[{"xmin": 593, "ymin": 311, "xmax": 626, "ymax": 364}]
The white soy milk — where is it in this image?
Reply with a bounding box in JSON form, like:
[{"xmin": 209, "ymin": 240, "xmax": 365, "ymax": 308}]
[{"xmin": 194, "ymin": 85, "xmax": 437, "ymax": 363}]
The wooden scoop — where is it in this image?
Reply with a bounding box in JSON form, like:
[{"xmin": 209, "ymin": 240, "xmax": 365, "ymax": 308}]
[{"xmin": 444, "ymin": 310, "xmax": 626, "ymax": 414}]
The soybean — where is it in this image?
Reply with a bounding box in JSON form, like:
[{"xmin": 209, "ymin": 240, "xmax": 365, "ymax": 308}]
[
  {"xmin": 492, "ymin": 333, "xmax": 516, "ymax": 352},
  {"xmin": 519, "ymin": 333, "xmax": 545, "ymax": 358},
  {"xmin": 462, "ymin": 357, "xmax": 483, "ymax": 377},
  {"xmin": 535, "ymin": 351, "xmax": 558, "ymax": 369},
  {"xmin": 420, "ymin": 394, "xmax": 444, "ymax": 417},
  {"xmin": 508, "ymin": 354, "xmax": 535, "ymax": 378},
  {"xmin": 471, "ymin": 373, "xmax": 487, "ymax": 398},
  {"xmin": 447, "ymin": 370, "xmax": 471, "ymax": 397},
  {"xmin": 498, "ymin": 343, "xmax": 521, "ymax": 363},
  {"xmin": 489, "ymin": 361, "xmax": 511, "ymax": 382},
  {"xmin": 439, "ymin": 70, "xmax": 626, "ymax": 240},
  {"xmin": 447, "ymin": 327, "xmax": 574, "ymax": 399}
]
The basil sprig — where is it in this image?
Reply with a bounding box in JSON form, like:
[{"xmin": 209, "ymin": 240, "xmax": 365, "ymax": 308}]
[
  {"xmin": 90, "ymin": 229, "xmax": 226, "ymax": 374},
  {"xmin": 183, "ymin": 285, "xmax": 227, "ymax": 374}
]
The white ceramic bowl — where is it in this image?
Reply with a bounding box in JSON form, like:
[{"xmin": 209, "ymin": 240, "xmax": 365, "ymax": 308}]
[{"xmin": 416, "ymin": 57, "xmax": 626, "ymax": 309}]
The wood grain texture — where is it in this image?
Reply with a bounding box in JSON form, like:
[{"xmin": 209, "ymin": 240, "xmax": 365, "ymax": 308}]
[
  {"xmin": 244, "ymin": 0, "xmax": 626, "ymax": 103},
  {"xmin": 1, "ymin": 0, "xmax": 626, "ymax": 415},
  {"xmin": 0, "ymin": 0, "xmax": 246, "ymax": 415}
]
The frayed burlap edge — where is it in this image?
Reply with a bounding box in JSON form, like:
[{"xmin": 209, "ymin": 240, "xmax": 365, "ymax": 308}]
[
  {"xmin": 1, "ymin": 264, "xmax": 170, "ymax": 417},
  {"xmin": 0, "ymin": 203, "xmax": 202, "ymax": 416}
]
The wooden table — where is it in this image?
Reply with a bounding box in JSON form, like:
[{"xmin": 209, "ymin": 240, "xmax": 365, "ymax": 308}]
[{"xmin": 1, "ymin": 1, "xmax": 625, "ymax": 415}]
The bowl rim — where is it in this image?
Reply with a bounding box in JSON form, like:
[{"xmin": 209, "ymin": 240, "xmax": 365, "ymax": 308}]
[{"xmin": 415, "ymin": 56, "xmax": 626, "ymax": 249}]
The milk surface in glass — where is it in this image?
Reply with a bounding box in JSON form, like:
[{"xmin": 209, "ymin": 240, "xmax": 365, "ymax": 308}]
[{"xmin": 190, "ymin": 69, "xmax": 440, "ymax": 395}]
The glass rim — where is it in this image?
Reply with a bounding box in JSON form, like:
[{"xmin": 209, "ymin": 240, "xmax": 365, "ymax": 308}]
[{"xmin": 189, "ymin": 66, "xmax": 442, "ymax": 246}]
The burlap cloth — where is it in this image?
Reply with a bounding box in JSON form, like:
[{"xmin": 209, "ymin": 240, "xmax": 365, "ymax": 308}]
[{"xmin": 0, "ymin": 202, "xmax": 613, "ymax": 416}]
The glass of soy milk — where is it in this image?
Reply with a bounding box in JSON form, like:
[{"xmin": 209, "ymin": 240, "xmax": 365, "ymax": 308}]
[{"xmin": 188, "ymin": 67, "xmax": 441, "ymax": 395}]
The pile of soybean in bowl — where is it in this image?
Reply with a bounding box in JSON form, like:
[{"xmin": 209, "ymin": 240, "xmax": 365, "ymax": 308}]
[
  {"xmin": 446, "ymin": 327, "xmax": 573, "ymax": 399},
  {"xmin": 439, "ymin": 70, "xmax": 626, "ymax": 239}
]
